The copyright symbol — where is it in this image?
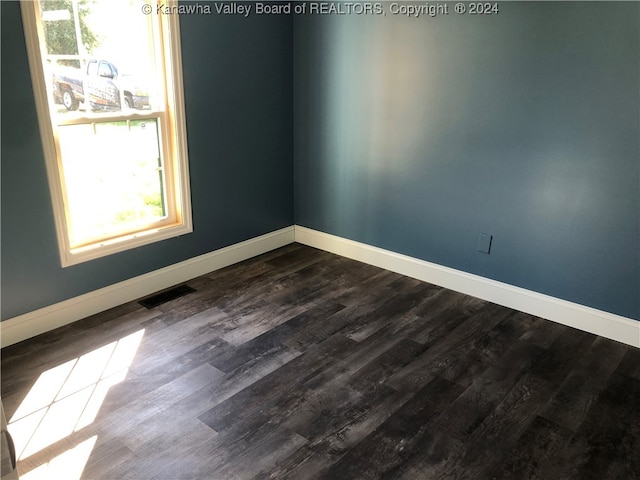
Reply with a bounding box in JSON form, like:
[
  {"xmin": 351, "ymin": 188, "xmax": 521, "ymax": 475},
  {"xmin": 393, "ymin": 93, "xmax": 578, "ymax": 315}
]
[
  {"xmin": 454, "ymin": 2, "xmax": 466, "ymax": 14},
  {"xmin": 141, "ymin": 3, "xmax": 152, "ymax": 14}
]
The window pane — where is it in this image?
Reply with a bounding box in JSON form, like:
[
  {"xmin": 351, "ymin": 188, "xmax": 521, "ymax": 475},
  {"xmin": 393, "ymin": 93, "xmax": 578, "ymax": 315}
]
[
  {"xmin": 23, "ymin": 0, "xmax": 192, "ymax": 265},
  {"xmin": 40, "ymin": 0, "xmax": 160, "ymax": 117},
  {"xmin": 57, "ymin": 119, "xmax": 167, "ymax": 247}
]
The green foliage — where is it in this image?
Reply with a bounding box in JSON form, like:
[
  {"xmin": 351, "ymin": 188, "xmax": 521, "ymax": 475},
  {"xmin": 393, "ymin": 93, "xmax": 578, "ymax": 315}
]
[
  {"xmin": 143, "ymin": 194, "xmax": 163, "ymax": 212},
  {"xmin": 40, "ymin": 0, "xmax": 100, "ymax": 65}
]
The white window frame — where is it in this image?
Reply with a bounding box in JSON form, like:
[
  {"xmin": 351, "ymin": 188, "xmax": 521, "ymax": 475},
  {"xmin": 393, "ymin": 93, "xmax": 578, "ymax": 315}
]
[{"xmin": 20, "ymin": 0, "xmax": 192, "ymax": 267}]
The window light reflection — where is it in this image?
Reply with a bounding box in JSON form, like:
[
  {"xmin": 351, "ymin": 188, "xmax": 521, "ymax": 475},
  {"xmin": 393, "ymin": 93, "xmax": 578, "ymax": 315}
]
[
  {"xmin": 8, "ymin": 329, "xmax": 144, "ymax": 468},
  {"xmin": 20, "ymin": 435, "xmax": 98, "ymax": 480}
]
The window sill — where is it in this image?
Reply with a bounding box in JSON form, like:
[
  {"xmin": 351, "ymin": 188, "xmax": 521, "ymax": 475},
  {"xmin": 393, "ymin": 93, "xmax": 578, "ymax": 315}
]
[{"xmin": 63, "ymin": 222, "xmax": 193, "ymax": 267}]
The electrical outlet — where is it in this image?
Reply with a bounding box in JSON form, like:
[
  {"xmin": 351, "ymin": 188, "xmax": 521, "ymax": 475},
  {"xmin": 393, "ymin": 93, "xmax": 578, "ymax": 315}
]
[{"xmin": 477, "ymin": 233, "xmax": 493, "ymax": 254}]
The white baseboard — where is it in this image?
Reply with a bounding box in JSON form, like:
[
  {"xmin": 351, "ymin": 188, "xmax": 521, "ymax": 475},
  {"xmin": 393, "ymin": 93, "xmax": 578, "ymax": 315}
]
[
  {"xmin": 3, "ymin": 224, "xmax": 638, "ymax": 349},
  {"xmin": 0, "ymin": 227, "xmax": 295, "ymax": 348},
  {"xmin": 294, "ymin": 226, "xmax": 640, "ymax": 349}
]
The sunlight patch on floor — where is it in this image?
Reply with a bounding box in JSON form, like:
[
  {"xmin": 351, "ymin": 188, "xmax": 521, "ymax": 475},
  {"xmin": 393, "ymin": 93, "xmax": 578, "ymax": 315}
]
[
  {"xmin": 20, "ymin": 435, "xmax": 98, "ymax": 480},
  {"xmin": 8, "ymin": 329, "xmax": 144, "ymax": 476}
]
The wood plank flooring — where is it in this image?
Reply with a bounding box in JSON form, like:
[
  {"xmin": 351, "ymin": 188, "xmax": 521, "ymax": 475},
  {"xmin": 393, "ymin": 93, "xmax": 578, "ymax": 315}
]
[{"xmin": 1, "ymin": 243, "xmax": 638, "ymax": 480}]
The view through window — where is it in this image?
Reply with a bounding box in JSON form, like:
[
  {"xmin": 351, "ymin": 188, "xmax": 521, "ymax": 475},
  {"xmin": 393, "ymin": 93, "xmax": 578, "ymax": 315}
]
[{"xmin": 22, "ymin": 0, "xmax": 191, "ymax": 265}]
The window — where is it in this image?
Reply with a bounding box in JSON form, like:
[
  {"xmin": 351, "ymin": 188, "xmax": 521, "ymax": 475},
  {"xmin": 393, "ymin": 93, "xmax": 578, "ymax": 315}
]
[{"xmin": 21, "ymin": 0, "xmax": 192, "ymax": 266}]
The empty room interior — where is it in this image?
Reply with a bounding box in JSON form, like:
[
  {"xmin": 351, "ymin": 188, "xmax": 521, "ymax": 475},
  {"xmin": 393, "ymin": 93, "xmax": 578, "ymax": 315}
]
[{"xmin": 1, "ymin": 1, "xmax": 639, "ymax": 479}]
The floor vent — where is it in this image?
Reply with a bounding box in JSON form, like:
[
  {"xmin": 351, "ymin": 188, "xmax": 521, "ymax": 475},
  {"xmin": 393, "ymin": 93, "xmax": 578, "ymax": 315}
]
[{"xmin": 139, "ymin": 284, "xmax": 197, "ymax": 309}]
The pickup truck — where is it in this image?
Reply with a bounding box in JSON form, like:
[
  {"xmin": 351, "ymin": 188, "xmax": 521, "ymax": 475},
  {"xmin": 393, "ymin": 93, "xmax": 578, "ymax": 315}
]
[{"xmin": 52, "ymin": 59, "xmax": 150, "ymax": 111}]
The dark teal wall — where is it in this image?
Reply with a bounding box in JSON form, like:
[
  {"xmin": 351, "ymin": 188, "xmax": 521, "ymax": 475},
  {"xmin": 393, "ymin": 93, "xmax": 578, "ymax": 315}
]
[
  {"xmin": 294, "ymin": 2, "xmax": 640, "ymax": 320},
  {"xmin": 3, "ymin": 2, "xmax": 639, "ymax": 323},
  {"xmin": 1, "ymin": 2, "xmax": 293, "ymax": 320}
]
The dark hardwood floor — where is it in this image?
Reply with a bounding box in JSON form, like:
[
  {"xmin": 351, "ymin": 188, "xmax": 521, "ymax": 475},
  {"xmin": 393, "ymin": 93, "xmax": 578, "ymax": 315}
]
[{"xmin": 1, "ymin": 243, "xmax": 639, "ymax": 480}]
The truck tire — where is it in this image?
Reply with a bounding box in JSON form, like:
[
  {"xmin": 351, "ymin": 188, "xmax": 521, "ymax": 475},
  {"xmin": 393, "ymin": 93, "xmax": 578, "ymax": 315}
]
[{"xmin": 62, "ymin": 88, "xmax": 79, "ymax": 111}]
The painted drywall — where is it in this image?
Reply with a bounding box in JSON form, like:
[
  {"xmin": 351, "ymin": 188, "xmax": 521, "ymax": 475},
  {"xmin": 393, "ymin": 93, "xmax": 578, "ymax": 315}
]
[
  {"xmin": 1, "ymin": 2, "xmax": 293, "ymax": 320},
  {"xmin": 3, "ymin": 2, "xmax": 639, "ymax": 324},
  {"xmin": 294, "ymin": 2, "xmax": 640, "ymax": 320}
]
